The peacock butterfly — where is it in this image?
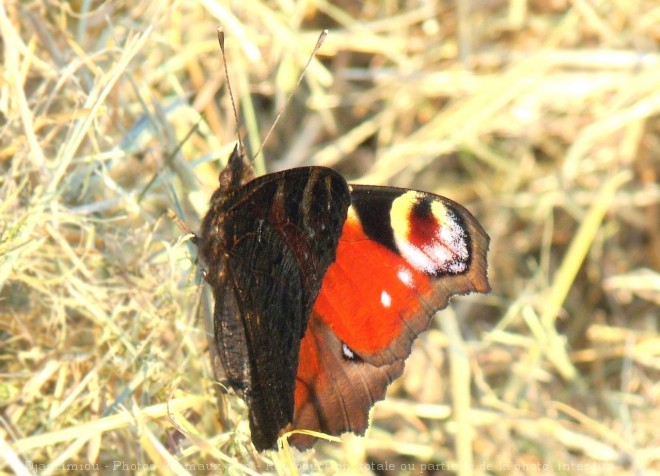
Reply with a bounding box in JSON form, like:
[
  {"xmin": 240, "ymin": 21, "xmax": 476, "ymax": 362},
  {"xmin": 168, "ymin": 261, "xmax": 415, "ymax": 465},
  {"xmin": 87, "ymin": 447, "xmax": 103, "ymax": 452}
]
[
  {"xmin": 196, "ymin": 144, "xmax": 490, "ymax": 451},
  {"xmin": 194, "ymin": 28, "xmax": 489, "ymax": 452}
]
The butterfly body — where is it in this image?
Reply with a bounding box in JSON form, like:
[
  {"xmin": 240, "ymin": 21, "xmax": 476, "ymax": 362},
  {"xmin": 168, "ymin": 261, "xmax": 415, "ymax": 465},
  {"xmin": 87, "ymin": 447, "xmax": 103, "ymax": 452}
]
[{"xmin": 198, "ymin": 146, "xmax": 489, "ymax": 451}]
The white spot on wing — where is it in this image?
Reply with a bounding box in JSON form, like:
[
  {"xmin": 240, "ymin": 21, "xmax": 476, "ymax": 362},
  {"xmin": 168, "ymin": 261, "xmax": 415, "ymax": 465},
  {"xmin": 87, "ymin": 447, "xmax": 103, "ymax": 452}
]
[
  {"xmin": 342, "ymin": 343, "xmax": 355, "ymax": 360},
  {"xmin": 397, "ymin": 268, "xmax": 414, "ymax": 287},
  {"xmin": 380, "ymin": 290, "xmax": 392, "ymax": 308}
]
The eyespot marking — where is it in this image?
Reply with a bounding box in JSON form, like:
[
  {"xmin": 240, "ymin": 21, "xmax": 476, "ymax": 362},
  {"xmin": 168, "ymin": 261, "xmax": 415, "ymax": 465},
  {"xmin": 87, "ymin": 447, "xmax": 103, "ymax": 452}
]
[{"xmin": 390, "ymin": 191, "xmax": 470, "ymax": 276}]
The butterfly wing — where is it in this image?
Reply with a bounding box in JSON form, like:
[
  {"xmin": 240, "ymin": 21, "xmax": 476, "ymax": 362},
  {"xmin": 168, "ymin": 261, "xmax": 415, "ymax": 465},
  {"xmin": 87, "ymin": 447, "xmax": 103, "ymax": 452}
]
[
  {"xmin": 290, "ymin": 185, "xmax": 489, "ymax": 449},
  {"xmin": 199, "ymin": 166, "xmax": 351, "ymax": 451}
]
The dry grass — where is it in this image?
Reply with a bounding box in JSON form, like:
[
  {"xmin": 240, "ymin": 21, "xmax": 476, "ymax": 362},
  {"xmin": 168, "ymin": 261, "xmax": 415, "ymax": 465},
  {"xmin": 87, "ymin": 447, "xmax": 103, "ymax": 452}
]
[{"xmin": 1, "ymin": 0, "xmax": 659, "ymax": 475}]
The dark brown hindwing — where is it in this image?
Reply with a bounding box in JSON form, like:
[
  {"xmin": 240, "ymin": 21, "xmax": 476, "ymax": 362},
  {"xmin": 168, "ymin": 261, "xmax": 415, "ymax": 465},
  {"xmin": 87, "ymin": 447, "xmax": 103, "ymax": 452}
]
[{"xmin": 198, "ymin": 163, "xmax": 351, "ymax": 451}]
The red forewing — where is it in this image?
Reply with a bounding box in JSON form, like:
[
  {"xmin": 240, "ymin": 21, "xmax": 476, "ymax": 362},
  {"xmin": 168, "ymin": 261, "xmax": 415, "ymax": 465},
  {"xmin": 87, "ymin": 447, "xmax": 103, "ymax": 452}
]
[{"xmin": 290, "ymin": 185, "xmax": 489, "ymax": 447}]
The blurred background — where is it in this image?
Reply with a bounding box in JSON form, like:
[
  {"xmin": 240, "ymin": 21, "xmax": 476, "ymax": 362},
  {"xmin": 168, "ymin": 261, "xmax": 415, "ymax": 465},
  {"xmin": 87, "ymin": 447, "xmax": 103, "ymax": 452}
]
[{"xmin": 1, "ymin": 1, "xmax": 659, "ymax": 474}]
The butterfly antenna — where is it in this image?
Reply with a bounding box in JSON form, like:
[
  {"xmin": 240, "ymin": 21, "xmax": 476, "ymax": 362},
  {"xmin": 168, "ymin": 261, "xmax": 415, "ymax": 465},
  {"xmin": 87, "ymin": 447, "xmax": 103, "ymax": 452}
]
[
  {"xmin": 254, "ymin": 30, "xmax": 328, "ymax": 160},
  {"xmin": 217, "ymin": 28, "xmax": 244, "ymax": 156}
]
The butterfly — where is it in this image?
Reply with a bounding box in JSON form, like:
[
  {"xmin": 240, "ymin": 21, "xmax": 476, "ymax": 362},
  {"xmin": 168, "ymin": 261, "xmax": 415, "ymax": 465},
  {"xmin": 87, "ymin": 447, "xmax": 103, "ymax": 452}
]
[{"xmin": 196, "ymin": 144, "xmax": 489, "ymax": 451}]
